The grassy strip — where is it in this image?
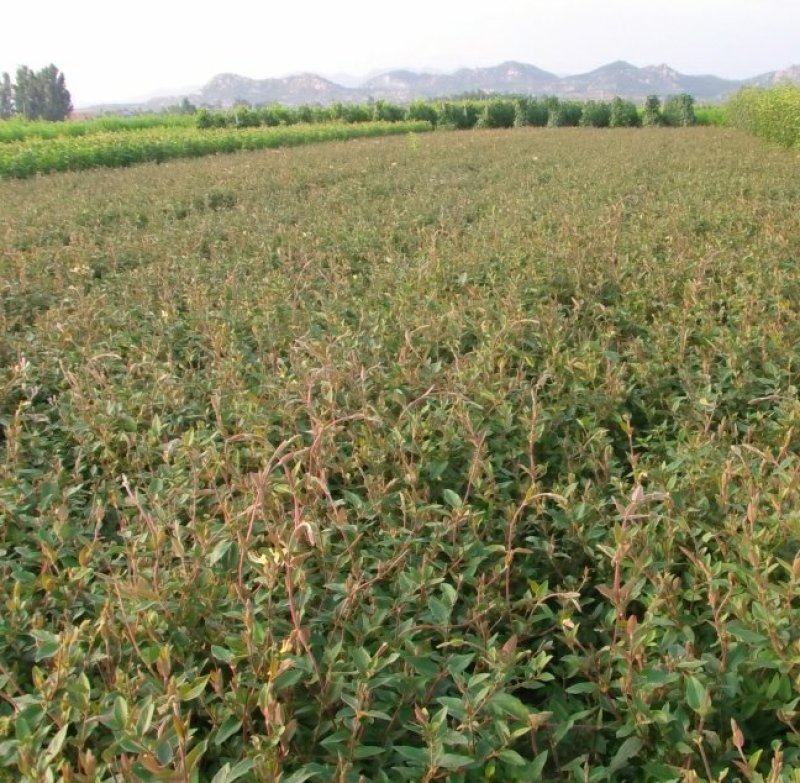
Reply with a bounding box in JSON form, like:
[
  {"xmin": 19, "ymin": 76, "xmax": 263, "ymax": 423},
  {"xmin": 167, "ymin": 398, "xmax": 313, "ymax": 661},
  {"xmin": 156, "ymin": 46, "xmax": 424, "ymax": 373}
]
[
  {"xmin": 694, "ymin": 104, "xmax": 727, "ymax": 126},
  {"xmin": 0, "ymin": 113, "xmax": 197, "ymax": 143},
  {"xmin": 0, "ymin": 121, "xmax": 433, "ymax": 178},
  {"xmin": 726, "ymin": 85, "xmax": 800, "ymax": 148}
]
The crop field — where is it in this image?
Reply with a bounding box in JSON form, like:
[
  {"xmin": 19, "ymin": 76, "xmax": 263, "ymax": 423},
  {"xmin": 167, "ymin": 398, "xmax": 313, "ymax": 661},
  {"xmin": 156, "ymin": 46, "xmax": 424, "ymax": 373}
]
[{"xmin": 2, "ymin": 126, "xmax": 800, "ymax": 781}]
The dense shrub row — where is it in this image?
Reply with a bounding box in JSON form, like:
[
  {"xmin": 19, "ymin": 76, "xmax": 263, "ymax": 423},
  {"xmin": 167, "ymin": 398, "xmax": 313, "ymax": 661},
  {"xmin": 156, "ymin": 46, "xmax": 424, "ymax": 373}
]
[
  {"xmin": 0, "ymin": 121, "xmax": 432, "ymax": 178},
  {"xmin": 0, "ymin": 113, "xmax": 197, "ymax": 144},
  {"xmin": 195, "ymin": 94, "xmax": 699, "ymax": 132},
  {"xmin": 726, "ymin": 85, "xmax": 800, "ymax": 148}
]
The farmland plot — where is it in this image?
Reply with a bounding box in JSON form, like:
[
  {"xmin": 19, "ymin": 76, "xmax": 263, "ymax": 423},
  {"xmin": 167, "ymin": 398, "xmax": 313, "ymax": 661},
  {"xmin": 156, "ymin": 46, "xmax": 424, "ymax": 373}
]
[{"xmin": 2, "ymin": 128, "xmax": 800, "ymax": 781}]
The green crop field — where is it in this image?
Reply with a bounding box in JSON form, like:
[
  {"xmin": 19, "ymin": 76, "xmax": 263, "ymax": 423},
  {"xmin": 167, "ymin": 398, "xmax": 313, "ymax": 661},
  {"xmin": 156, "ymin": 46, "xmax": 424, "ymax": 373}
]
[
  {"xmin": 2, "ymin": 126, "xmax": 800, "ymax": 782},
  {"xmin": 0, "ymin": 121, "xmax": 432, "ymax": 179}
]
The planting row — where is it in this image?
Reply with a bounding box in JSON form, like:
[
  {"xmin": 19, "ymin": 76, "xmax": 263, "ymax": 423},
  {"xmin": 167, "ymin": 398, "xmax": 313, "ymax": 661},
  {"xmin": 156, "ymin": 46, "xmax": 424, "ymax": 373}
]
[
  {"xmin": 0, "ymin": 113, "xmax": 197, "ymax": 144},
  {"xmin": 198, "ymin": 94, "xmax": 700, "ymax": 130},
  {"xmin": 0, "ymin": 121, "xmax": 432, "ymax": 178}
]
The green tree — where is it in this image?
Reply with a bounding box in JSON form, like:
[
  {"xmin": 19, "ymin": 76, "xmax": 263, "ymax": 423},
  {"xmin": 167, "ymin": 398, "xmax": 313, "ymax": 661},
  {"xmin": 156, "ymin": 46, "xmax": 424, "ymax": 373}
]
[
  {"xmin": 39, "ymin": 64, "xmax": 72, "ymax": 121},
  {"xmin": 12, "ymin": 64, "xmax": 72, "ymax": 121},
  {"xmin": 609, "ymin": 97, "xmax": 641, "ymax": 127},
  {"xmin": 580, "ymin": 101, "xmax": 612, "ymax": 128},
  {"xmin": 548, "ymin": 99, "xmax": 582, "ymax": 127},
  {"xmin": 477, "ymin": 99, "xmax": 516, "ymax": 129},
  {"xmin": 663, "ymin": 93, "xmax": 696, "ymax": 127},
  {"xmin": 407, "ymin": 101, "xmax": 439, "ymax": 126},
  {"xmin": 514, "ymin": 97, "xmax": 548, "ymax": 127},
  {"xmin": 642, "ymin": 95, "xmax": 663, "ymax": 126},
  {"xmin": 372, "ymin": 100, "xmax": 405, "ymax": 122},
  {"xmin": 14, "ymin": 66, "xmax": 41, "ymax": 119},
  {"xmin": 0, "ymin": 72, "xmax": 13, "ymax": 119}
]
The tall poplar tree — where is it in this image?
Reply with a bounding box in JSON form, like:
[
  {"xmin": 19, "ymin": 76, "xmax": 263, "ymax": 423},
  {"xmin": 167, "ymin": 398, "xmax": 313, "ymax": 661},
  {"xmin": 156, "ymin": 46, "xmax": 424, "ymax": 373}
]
[
  {"xmin": 11, "ymin": 64, "xmax": 72, "ymax": 121},
  {"xmin": 0, "ymin": 72, "xmax": 13, "ymax": 119}
]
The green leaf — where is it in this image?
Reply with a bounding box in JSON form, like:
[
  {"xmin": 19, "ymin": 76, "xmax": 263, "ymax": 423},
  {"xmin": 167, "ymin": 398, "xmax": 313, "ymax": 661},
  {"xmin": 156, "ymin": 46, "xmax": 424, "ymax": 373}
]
[
  {"xmin": 566, "ymin": 681, "xmax": 598, "ymax": 695},
  {"xmin": 319, "ymin": 730, "xmax": 351, "ymax": 749},
  {"xmin": 281, "ymin": 767, "xmax": 320, "ymax": 783},
  {"xmin": 211, "ymin": 645, "xmax": 235, "ymax": 664},
  {"xmin": 353, "ymin": 745, "xmax": 386, "ymax": 759},
  {"xmin": 685, "ymin": 676, "xmax": 711, "ymax": 716},
  {"xmin": 34, "ymin": 641, "xmax": 61, "ymax": 661},
  {"xmin": 212, "ymin": 759, "xmax": 256, "ymax": 783},
  {"xmin": 15, "ymin": 717, "xmax": 31, "ymax": 741},
  {"xmin": 214, "ymin": 716, "xmax": 243, "ymax": 746},
  {"xmin": 726, "ymin": 622, "xmax": 767, "ymax": 644},
  {"xmin": 445, "ymin": 653, "xmax": 474, "ymax": 676},
  {"xmin": 155, "ymin": 737, "xmax": 173, "ymax": 765},
  {"xmin": 353, "ymin": 646, "xmax": 371, "ymax": 674},
  {"xmin": 185, "ymin": 739, "xmax": 208, "ymax": 772},
  {"xmin": 489, "ymin": 692, "xmax": 530, "ymax": 721},
  {"xmin": 226, "ymin": 759, "xmax": 255, "ymax": 783},
  {"xmin": 496, "ymin": 749, "xmax": 526, "ymax": 767},
  {"xmin": 118, "ymin": 735, "xmax": 147, "ymax": 754},
  {"xmin": 437, "ymin": 752, "xmax": 474, "ymax": 769},
  {"xmin": 442, "ymin": 489, "xmax": 462, "ymax": 508},
  {"xmin": 427, "ymin": 596, "xmax": 452, "ymax": 625},
  {"xmin": 529, "ymin": 751, "xmax": 549, "ymax": 780},
  {"xmin": 31, "ymin": 631, "xmax": 61, "ymax": 661},
  {"xmin": 211, "ymin": 763, "xmax": 233, "ymax": 783},
  {"xmin": 273, "ymin": 667, "xmax": 305, "ymax": 690},
  {"xmin": 440, "ymin": 582, "xmax": 458, "ymax": 608},
  {"xmin": 136, "ymin": 699, "xmax": 155, "ymax": 735},
  {"xmin": 208, "ymin": 539, "xmax": 233, "ymax": 566},
  {"xmin": 179, "ymin": 676, "xmax": 209, "ymax": 701},
  {"xmin": 113, "ymin": 696, "xmax": 129, "ymax": 729},
  {"xmin": 609, "ymin": 736, "xmax": 643, "ymax": 774},
  {"xmin": 395, "ymin": 745, "xmax": 430, "ymax": 765},
  {"xmin": 44, "ymin": 724, "xmax": 68, "ymax": 763}
]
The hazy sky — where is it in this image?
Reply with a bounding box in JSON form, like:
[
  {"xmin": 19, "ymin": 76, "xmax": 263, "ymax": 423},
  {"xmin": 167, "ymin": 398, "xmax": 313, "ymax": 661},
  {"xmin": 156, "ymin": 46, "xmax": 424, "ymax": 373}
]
[{"xmin": 3, "ymin": 0, "xmax": 799, "ymax": 106}]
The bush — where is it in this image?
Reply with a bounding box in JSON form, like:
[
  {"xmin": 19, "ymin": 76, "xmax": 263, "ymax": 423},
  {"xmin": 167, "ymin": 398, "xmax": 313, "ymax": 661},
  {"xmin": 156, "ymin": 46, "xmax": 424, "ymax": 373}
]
[
  {"xmin": 609, "ymin": 97, "xmax": 641, "ymax": 128},
  {"xmin": 195, "ymin": 109, "xmax": 228, "ymax": 129},
  {"xmin": 372, "ymin": 100, "xmax": 405, "ymax": 123},
  {"xmin": 548, "ymin": 99, "xmax": 582, "ymax": 127},
  {"xmin": 439, "ymin": 101, "xmax": 481, "ymax": 130},
  {"xmin": 514, "ymin": 97, "xmax": 549, "ymax": 127},
  {"xmin": 332, "ymin": 103, "xmax": 372, "ymax": 124},
  {"xmin": 663, "ymin": 94, "xmax": 696, "ymax": 127},
  {"xmin": 580, "ymin": 101, "xmax": 612, "ymax": 128},
  {"xmin": 407, "ymin": 101, "xmax": 439, "ymax": 126},
  {"xmin": 477, "ymin": 99, "xmax": 516, "ymax": 129},
  {"xmin": 642, "ymin": 95, "xmax": 663, "ymax": 127},
  {"xmin": 233, "ymin": 107, "xmax": 260, "ymax": 129}
]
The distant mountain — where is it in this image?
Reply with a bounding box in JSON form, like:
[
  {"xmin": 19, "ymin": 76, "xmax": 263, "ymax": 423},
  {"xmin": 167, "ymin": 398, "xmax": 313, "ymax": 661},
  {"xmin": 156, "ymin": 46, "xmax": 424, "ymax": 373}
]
[
  {"xmin": 362, "ymin": 62, "xmax": 559, "ymax": 101},
  {"xmin": 195, "ymin": 73, "xmax": 356, "ymax": 106},
  {"xmin": 555, "ymin": 61, "xmax": 742, "ymax": 101},
  {"xmin": 747, "ymin": 65, "xmax": 800, "ymax": 88},
  {"xmin": 80, "ymin": 61, "xmax": 800, "ymax": 112}
]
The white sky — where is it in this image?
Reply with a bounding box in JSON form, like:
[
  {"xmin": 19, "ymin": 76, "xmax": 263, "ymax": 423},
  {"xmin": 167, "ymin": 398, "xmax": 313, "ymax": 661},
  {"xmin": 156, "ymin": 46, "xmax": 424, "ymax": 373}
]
[{"xmin": 3, "ymin": 0, "xmax": 799, "ymax": 106}]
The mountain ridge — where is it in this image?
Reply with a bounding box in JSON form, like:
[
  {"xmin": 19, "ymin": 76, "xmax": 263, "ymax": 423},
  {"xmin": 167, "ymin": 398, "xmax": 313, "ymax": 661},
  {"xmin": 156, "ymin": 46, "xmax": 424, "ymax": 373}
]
[{"xmin": 83, "ymin": 61, "xmax": 800, "ymax": 112}]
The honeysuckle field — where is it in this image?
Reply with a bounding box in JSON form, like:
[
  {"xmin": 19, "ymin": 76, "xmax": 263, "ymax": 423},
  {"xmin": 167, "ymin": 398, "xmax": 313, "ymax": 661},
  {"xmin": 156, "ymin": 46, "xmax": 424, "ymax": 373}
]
[{"xmin": 2, "ymin": 126, "xmax": 800, "ymax": 782}]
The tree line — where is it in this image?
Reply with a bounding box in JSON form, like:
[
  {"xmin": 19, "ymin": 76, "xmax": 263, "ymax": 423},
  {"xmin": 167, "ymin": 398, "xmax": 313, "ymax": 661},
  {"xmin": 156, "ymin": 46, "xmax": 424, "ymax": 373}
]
[
  {"xmin": 0, "ymin": 65, "xmax": 72, "ymax": 121},
  {"xmin": 194, "ymin": 93, "xmax": 697, "ymax": 131}
]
